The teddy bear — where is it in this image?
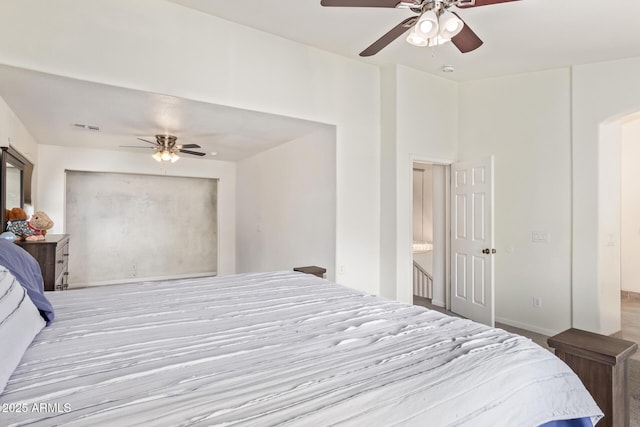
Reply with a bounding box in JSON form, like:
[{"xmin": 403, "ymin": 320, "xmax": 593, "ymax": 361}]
[
  {"xmin": 5, "ymin": 208, "xmax": 54, "ymax": 241},
  {"xmin": 5, "ymin": 207, "xmax": 28, "ymax": 225}
]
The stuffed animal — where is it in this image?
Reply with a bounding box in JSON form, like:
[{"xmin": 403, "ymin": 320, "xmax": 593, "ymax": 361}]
[
  {"xmin": 29, "ymin": 211, "xmax": 54, "ymax": 239},
  {"xmin": 5, "ymin": 207, "xmax": 29, "ymax": 238},
  {"xmin": 5, "ymin": 208, "xmax": 54, "ymax": 241},
  {"xmin": 6, "ymin": 207, "xmax": 28, "ymax": 222}
]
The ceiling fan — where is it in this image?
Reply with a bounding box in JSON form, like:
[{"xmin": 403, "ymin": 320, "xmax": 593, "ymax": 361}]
[
  {"xmin": 320, "ymin": 0, "xmax": 521, "ymax": 56},
  {"xmin": 121, "ymin": 134, "xmax": 206, "ymax": 162}
]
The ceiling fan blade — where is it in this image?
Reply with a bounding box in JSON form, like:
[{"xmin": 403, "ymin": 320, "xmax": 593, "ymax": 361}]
[
  {"xmin": 321, "ymin": 0, "xmax": 402, "ymax": 7},
  {"xmin": 451, "ymin": 14, "xmax": 483, "ymax": 53},
  {"xmin": 137, "ymin": 137, "xmax": 158, "ymax": 145},
  {"xmin": 120, "ymin": 146, "xmax": 154, "ymax": 149},
  {"xmin": 178, "ymin": 144, "xmax": 201, "ymax": 149},
  {"xmin": 178, "ymin": 149, "xmax": 206, "ymax": 157},
  {"xmin": 456, "ymin": 0, "xmax": 520, "ymax": 8},
  {"xmin": 360, "ymin": 16, "xmax": 418, "ymax": 57}
]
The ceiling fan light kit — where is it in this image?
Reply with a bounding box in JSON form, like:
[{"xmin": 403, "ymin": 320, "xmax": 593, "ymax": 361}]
[
  {"xmin": 153, "ymin": 149, "xmax": 179, "ymax": 163},
  {"xmin": 120, "ymin": 134, "xmax": 206, "ymax": 163},
  {"xmin": 406, "ymin": 8, "xmax": 462, "ymax": 47},
  {"xmin": 320, "ymin": 0, "xmax": 520, "ymax": 56}
]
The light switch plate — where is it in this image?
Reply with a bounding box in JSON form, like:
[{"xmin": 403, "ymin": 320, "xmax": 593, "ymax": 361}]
[{"xmin": 532, "ymin": 231, "xmax": 550, "ymax": 243}]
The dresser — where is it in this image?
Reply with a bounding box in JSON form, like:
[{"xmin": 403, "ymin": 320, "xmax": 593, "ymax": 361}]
[{"xmin": 15, "ymin": 234, "xmax": 70, "ymax": 291}]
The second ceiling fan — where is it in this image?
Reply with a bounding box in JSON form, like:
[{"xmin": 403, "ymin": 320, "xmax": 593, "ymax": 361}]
[
  {"xmin": 320, "ymin": 0, "xmax": 521, "ymax": 56},
  {"xmin": 121, "ymin": 134, "xmax": 206, "ymax": 163}
]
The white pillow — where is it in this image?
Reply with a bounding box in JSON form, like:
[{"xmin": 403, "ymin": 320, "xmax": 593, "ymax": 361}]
[{"xmin": 0, "ymin": 267, "xmax": 45, "ymax": 395}]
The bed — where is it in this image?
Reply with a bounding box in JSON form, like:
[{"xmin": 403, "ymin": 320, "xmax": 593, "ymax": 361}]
[{"xmin": 1, "ymin": 245, "xmax": 602, "ymax": 426}]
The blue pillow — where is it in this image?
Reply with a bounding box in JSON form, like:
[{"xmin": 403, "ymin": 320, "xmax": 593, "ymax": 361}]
[{"xmin": 0, "ymin": 239, "xmax": 54, "ymax": 324}]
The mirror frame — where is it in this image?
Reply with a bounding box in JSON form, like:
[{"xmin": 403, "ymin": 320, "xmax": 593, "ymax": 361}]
[{"xmin": 1, "ymin": 146, "xmax": 33, "ymax": 229}]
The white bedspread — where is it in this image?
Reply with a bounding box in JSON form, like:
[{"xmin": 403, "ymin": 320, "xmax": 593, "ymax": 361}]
[{"xmin": 1, "ymin": 272, "xmax": 602, "ymax": 426}]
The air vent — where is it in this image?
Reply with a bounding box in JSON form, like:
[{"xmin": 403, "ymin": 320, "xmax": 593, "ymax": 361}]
[{"xmin": 72, "ymin": 123, "xmax": 100, "ymax": 131}]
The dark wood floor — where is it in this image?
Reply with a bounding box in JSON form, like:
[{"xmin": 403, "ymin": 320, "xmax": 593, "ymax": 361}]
[{"xmin": 413, "ymin": 296, "xmax": 640, "ymax": 359}]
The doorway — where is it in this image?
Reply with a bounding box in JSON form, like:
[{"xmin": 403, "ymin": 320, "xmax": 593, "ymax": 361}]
[
  {"xmin": 596, "ymin": 111, "xmax": 640, "ymax": 335},
  {"xmin": 620, "ymin": 114, "xmax": 640, "ymax": 309},
  {"xmin": 411, "ymin": 157, "xmax": 496, "ymax": 326},
  {"xmin": 412, "ymin": 162, "xmax": 448, "ymax": 309}
]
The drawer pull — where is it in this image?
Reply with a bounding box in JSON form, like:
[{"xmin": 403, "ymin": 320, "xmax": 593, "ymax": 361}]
[
  {"xmin": 57, "ymin": 260, "xmax": 64, "ymax": 264},
  {"xmin": 64, "ymin": 272, "xmax": 69, "ymax": 276},
  {"xmin": 63, "ymin": 253, "xmax": 69, "ymax": 256}
]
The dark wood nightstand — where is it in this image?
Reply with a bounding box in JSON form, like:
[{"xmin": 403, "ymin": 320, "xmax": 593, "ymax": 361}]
[
  {"xmin": 293, "ymin": 266, "xmax": 326, "ymax": 278},
  {"xmin": 548, "ymin": 328, "xmax": 638, "ymax": 427},
  {"xmin": 15, "ymin": 234, "xmax": 70, "ymax": 291}
]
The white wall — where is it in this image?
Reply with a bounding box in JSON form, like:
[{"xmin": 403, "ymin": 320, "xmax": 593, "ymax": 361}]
[
  {"xmin": 572, "ymin": 57, "xmax": 640, "ymax": 334},
  {"xmin": 236, "ymin": 128, "xmax": 336, "ymax": 279},
  {"xmin": 458, "ymin": 69, "xmax": 572, "ymax": 336},
  {"xmin": 0, "ymin": 0, "xmax": 381, "ymax": 295},
  {"xmin": 36, "ymin": 144, "xmax": 237, "ymax": 276},
  {"xmin": 621, "ymin": 118, "xmax": 640, "ymax": 294},
  {"xmin": 0, "ymin": 96, "xmax": 38, "ymax": 162},
  {"xmin": 598, "ymin": 121, "xmax": 621, "ymax": 334},
  {"xmin": 390, "ymin": 66, "xmax": 458, "ymax": 304},
  {"xmin": 379, "ymin": 66, "xmax": 399, "ymax": 299},
  {"xmin": 0, "ymin": 95, "xmax": 39, "ymax": 206}
]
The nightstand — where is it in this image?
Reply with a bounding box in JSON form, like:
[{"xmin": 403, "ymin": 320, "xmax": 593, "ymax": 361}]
[
  {"xmin": 293, "ymin": 266, "xmax": 326, "ymax": 278},
  {"xmin": 15, "ymin": 234, "xmax": 70, "ymax": 291},
  {"xmin": 548, "ymin": 328, "xmax": 637, "ymax": 427}
]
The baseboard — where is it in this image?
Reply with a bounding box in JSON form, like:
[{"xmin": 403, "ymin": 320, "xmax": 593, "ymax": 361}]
[
  {"xmin": 495, "ymin": 316, "xmax": 559, "ymax": 338},
  {"xmin": 70, "ymin": 272, "xmax": 217, "ymax": 289}
]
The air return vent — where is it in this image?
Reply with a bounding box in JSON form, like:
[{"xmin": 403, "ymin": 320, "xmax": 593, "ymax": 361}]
[{"xmin": 72, "ymin": 123, "xmax": 100, "ymax": 131}]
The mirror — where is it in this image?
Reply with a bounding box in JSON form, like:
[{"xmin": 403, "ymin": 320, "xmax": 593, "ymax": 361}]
[
  {"xmin": 5, "ymin": 163, "xmax": 21, "ymax": 210},
  {"xmin": 1, "ymin": 146, "xmax": 33, "ymax": 228}
]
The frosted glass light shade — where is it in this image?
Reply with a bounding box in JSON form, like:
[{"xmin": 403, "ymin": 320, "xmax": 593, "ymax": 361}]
[
  {"xmin": 152, "ymin": 151, "xmax": 162, "ymax": 162},
  {"xmin": 438, "ymin": 11, "xmax": 463, "ymax": 40},
  {"xmin": 428, "ymin": 35, "xmax": 452, "ymax": 46},
  {"xmin": 406, "ymin": 28, "xmax": 429, "ymax": 46},
  {"xmin": 415, "ymin": 10, "xmax": 438, "ymax": 39}
]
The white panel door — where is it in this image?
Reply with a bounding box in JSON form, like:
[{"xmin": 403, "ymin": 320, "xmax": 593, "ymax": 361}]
[{"xmin": 450, "ymin": 157, "xmax": 495, "ymax": 326}]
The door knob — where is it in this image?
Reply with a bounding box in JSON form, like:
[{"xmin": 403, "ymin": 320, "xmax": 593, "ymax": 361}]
[{"xmin": 482, "ymin": 248, "xmax": 490, "ymax": 254}]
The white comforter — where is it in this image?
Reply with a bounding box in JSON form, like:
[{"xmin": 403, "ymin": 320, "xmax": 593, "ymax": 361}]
[{"xmin": 1, "ymin": 271, "xmax": 602, "ymax": 426}]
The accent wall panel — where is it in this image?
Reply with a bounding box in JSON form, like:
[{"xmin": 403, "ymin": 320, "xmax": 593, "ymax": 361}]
[{"xmin": 65, "ymin": 171, "xmax": 217, "ymax": 287}]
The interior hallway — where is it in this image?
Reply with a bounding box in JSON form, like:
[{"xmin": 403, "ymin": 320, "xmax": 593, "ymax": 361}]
[{"xmin": 615, "ymin": 297, "xmax": 640, "ymax": 361}]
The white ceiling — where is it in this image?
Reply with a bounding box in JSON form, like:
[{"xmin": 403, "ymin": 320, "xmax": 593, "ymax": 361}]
[
  {"xmin": 0, "ymin": 65, "xmax": 329, "ymax": 162},
  {"xmin": 170, "ymin": 0, "xmax": 640, "ymax": 82}
]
